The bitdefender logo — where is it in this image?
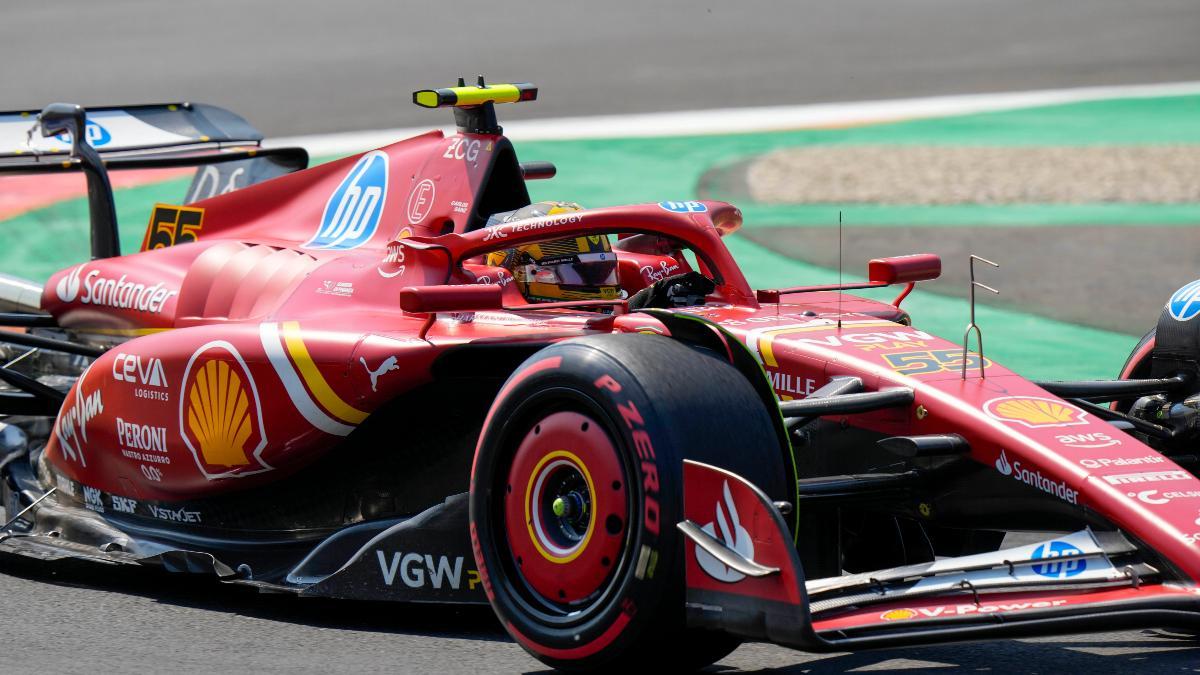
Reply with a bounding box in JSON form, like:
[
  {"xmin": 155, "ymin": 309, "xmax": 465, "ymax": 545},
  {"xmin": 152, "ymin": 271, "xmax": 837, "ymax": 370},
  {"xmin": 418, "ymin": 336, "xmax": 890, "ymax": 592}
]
[{"xmin": 695, "ymin": 481, "xmax": 755, "ymax": 583}]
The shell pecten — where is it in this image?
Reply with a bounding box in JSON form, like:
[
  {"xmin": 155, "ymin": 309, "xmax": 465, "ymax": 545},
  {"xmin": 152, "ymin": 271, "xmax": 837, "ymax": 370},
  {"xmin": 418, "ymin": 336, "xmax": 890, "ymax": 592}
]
[
  {"xmin": 186, "ymin": 360, "xmax": 253, "ymax": 467},
  {"xmin": 993, "ymin": 398, "xmax": 1078, "ymax": 425}
]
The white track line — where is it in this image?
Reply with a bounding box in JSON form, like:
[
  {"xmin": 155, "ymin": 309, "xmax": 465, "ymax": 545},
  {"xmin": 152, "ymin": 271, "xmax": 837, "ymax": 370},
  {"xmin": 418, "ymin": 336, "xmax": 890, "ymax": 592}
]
[{"xmin": 267, "ymin": 81, "xmax": 1200, "ymax": 156}]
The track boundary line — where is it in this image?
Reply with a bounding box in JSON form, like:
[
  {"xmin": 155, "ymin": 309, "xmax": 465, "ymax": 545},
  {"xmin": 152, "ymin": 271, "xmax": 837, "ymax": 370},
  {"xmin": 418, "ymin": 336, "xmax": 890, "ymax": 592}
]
[{"xmin": 266, "ymin": 81, "xmax": 1200, "ymax": 155}]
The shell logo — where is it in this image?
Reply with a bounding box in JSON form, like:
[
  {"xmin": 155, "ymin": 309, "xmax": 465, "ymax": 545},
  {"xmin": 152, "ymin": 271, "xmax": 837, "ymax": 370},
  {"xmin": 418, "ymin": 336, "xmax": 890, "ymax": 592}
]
[
  {"xmin": 179, "ymin": 341, "xmax": 271, "ymax": 480},
  {"xmin": 984, "ymin": 396, "xmax": 1088, "ymax": 429},
  {"xmin": 880, "ymin": 608, "xmax": 918, "ymax": 621}
]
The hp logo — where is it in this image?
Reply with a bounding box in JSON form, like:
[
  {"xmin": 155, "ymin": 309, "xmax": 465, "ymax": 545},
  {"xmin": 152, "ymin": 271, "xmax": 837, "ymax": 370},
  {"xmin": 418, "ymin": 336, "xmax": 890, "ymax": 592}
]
[
  {"xmin": 306, "ymin": 151, "xmax": 389, "ymax": 250},
  {"xmin": 1031, "ymin": 541, "xmax": 1086, "ymax": 579}
]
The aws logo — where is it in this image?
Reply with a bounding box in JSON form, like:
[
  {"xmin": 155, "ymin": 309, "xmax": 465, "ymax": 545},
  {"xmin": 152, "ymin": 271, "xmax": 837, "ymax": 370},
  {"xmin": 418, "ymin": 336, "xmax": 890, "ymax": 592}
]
[{"xmin": 179, "ymin": 342, "xmax": 270, "ymax": 479}]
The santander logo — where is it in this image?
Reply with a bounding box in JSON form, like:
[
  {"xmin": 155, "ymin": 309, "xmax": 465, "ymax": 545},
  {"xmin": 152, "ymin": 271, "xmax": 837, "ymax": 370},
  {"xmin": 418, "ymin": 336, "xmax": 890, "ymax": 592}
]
[
  {"xmin": 996, "ymin": 449, "xmax": 1013, "ymax": 475},
  {"xmin": 696, "ymin": 481, "xmax": 755, "ymax": 583},
  {"xmin": 56, "ymin": 264, "xmax": 84, "ymax": 302}
]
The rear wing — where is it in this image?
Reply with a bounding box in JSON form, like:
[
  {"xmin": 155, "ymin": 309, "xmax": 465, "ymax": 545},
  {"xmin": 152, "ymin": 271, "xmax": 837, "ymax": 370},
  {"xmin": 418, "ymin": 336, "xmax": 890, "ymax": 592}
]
[
  {"xmin": 0, "ymin": 102, "xmax": 265, "ymax": 158},
  {"xmin": 0, "ymin": 103, "xmax": 306, "ymax": 259}
]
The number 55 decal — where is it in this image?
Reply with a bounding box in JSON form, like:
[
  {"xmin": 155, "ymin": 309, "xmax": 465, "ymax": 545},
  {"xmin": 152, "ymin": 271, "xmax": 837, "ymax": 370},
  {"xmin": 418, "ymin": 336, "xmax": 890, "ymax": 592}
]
[
  {"xmin": 884, "ymin": 349, "xmax": 990, "ymax": 376},
  {"xmin": 142, "ymin": 204, "xmax": 205, "ymax": 251}
]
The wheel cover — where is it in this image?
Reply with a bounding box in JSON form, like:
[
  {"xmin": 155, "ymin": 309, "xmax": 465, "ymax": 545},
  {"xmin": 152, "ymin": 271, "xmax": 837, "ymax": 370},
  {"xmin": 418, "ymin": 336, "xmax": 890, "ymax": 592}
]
[{"xmin": 504, "ymin": 410, "xmax": 629, "ymax": 606}]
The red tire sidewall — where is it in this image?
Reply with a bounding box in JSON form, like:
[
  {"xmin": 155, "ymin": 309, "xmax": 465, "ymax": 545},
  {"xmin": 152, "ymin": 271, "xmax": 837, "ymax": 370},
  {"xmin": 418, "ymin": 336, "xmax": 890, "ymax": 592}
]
[{"xmin": 470, "ymin": 345, "xmax": 683, "ymax": 668}]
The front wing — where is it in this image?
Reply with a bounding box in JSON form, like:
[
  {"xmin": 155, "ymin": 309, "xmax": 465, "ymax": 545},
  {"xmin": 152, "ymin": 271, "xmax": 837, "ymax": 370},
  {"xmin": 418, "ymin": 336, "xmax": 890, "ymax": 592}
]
[{"xmin": 678, "ymin": 459, "xmax": 1200, "ymax": 651}]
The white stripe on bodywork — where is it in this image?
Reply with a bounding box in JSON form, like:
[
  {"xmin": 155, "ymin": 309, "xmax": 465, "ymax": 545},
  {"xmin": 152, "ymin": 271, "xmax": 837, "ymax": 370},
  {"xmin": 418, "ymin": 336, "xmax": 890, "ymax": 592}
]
[{"xmin": 259, "ymin": 322, "xmax": 356, "ymax": 436}]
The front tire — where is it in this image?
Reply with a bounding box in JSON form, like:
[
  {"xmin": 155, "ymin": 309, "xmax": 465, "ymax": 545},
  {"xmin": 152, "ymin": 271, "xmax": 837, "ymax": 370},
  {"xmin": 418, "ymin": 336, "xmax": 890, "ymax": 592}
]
[{"xmin": 469, "ymin": 334, "xmax": 788, "ymax": 671}]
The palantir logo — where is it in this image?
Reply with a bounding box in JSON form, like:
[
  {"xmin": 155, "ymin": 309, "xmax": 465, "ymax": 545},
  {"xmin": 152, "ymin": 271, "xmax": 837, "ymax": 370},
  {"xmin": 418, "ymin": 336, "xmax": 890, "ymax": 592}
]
[
  {"xmin": 1031, "ymin": 541, "xmax": 1087, "ymax": 579},
  {"xmin": 695, "ymin": 481, "xmax": 754, "ymax": 583},
  {"xmin": 305, "ymin": 151, "xmax": 389, "ymax": 250},
  {"xmin": 1169, "ymin": 279, "xmax": 1200, "ymax": 321},
  {"xmin": 55, "ymin": 264, "xmax": 84, "ymax": 302}
]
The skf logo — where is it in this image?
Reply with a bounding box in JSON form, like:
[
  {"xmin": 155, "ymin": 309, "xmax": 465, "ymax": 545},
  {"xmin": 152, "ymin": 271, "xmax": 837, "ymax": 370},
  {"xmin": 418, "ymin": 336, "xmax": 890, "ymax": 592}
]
[
  {"xmin": 179, "ymin": 342, "xmax": 270, "ymax": 479},
  {"xmin": 695, "ymin": 481, "xmax": 755, "ymax": 583},
  {"xmin": 142, "ymin": 204, "xmax": 204, "ymax": 251},
  {"xmin": 880, "ymin": 608, "xmax": 918, "ymax": 621},
  {"xmin": 307, "ymin": 150, "xmax": 389, "ymax": 250},
  {"xmin": 984, "ymin": 396, "xmax": 1088, "ymax": 429},
  {"xmin": 406, "ymin": 179, "xmax": 436, "ymax": 225}
]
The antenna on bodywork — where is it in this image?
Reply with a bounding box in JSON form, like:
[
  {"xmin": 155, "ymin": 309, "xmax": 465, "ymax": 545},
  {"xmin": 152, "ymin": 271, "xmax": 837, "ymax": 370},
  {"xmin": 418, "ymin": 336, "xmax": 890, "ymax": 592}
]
[
  {"xmin": 837, "ymin": 211, "xmax": 843, "ymax": 329},
  {"xmin": 962, "ymin": 254, "xmax": 999, "ymax": 379}
]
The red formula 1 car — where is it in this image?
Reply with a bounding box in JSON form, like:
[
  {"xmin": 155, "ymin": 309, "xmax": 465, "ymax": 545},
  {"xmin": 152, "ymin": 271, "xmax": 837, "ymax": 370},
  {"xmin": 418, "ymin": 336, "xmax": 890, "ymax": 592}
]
[{"xmin": 1, "ymin": 82, "xmax": 1199, "ymax": 671}]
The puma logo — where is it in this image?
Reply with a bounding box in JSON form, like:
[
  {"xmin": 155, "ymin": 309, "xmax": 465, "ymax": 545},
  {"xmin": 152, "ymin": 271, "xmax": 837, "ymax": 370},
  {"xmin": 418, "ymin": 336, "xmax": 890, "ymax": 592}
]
[{"xmin": 360, "ymin": 356, "xmax": 399, "ymax": 392}]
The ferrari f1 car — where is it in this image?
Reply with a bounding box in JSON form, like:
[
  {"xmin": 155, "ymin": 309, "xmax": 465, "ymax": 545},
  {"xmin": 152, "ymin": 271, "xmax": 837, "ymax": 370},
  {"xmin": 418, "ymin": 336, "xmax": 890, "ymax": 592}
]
[{"xmin": 1, "ymin": 82, "xmax": 1200, "ymax": 672}]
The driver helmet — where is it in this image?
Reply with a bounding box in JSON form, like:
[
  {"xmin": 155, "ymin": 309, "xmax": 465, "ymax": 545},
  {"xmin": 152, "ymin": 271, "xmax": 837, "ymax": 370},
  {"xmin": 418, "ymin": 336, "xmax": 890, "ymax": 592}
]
[{"xmin": 484, "ymin": 202, "xmax": 619, "ymax": 303}]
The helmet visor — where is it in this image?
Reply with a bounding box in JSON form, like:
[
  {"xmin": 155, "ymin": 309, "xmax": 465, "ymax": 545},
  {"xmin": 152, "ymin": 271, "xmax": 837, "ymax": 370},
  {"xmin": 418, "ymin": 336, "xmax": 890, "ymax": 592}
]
[{"xmin": 524, "ymin": 253, "xmax": 617, "ymax": 287}]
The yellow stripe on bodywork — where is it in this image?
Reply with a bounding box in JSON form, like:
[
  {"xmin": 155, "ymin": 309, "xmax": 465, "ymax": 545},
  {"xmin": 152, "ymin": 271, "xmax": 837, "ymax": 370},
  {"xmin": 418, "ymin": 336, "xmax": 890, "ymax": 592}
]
[
  {"xmin": 280, "ymin": 321, "xmax": 368, "ymax": 425},
  {"xmin": 753, "ymin": 320, "xmax": 897, "ymax": 367}
]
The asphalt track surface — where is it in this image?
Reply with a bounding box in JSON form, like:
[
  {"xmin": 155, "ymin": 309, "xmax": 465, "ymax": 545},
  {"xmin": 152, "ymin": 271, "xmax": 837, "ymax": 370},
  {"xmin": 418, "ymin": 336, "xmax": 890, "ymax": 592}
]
[
  {"xmin": 2, "ymin": 0, "xmax": 1198, "ymax": 135},
  {"xmin": 3, "ymin": 1, "xmax": 1200, "ymax": 672}
]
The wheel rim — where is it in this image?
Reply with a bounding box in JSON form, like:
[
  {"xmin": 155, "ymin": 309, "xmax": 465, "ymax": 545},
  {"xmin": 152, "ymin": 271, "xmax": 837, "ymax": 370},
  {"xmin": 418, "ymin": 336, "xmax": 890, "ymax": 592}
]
[{"xmin": 504, "ymin": 410, "xmax": 629, "ymax": 608}]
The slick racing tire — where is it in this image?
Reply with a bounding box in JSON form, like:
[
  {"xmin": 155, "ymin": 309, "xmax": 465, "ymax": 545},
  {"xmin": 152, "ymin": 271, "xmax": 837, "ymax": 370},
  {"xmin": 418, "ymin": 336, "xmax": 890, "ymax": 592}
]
[
  {"xmin": 1115, "ymin": 328, "xmax": 1156, "ymax": 413},
  {"xmin": 470, "ymin": 334, "xmax": 789, "ymax": 672}
]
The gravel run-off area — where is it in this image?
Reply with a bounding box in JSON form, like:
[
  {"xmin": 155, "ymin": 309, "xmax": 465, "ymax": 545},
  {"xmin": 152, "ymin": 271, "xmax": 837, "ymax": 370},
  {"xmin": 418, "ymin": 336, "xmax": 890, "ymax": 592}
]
[{"xmin": 747, "ymin": 145, "xmax": 1200, "ymax": 204}]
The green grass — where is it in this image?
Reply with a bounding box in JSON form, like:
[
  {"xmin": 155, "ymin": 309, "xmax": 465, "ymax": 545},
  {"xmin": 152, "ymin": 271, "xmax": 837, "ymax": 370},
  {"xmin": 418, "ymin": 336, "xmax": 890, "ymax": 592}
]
[{"xmin": 5, "ymin": 93, "xmax": 1188, "ymax": 378}]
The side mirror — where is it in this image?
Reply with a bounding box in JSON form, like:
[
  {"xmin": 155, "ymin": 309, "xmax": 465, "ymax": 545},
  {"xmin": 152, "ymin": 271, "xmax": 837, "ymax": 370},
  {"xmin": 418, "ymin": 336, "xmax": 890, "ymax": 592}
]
[
  {"xmin": 400, "ymin": 284, "xmax": 504, "ymax": 314},
  {"xmin": 868, "ymin": 254, "xmax": 941, "ymax": 285},
  {"xmin": 37, "ymin": 103, "xmax": 88, "ymax": 151}
]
